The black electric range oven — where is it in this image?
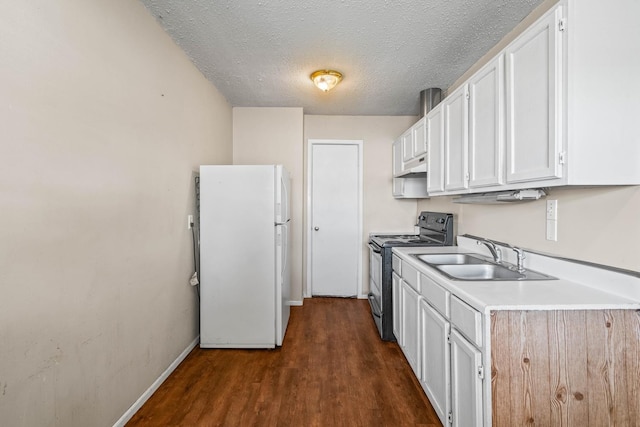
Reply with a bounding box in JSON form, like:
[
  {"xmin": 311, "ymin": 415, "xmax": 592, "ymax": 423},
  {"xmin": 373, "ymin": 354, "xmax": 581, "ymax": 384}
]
[{"xmin": 368, "ymin": 212, "xmax": 454, "ymax": 341}]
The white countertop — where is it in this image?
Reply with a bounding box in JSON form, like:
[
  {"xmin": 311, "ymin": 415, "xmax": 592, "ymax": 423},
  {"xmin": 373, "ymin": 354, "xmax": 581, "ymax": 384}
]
[{"xmin": 392, "ymin": 244, "xmax": 640, "ymax": 314}]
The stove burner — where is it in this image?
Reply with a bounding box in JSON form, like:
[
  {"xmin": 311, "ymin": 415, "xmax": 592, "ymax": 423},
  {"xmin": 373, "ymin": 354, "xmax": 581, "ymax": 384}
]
[{"xmin": 378, "ymin": 234, "xmax": 419, "ymax": 240}]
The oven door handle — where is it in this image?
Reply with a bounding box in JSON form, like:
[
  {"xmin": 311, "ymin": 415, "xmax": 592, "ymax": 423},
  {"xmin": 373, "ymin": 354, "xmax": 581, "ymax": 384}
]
[
  {"xmin": 368, "ymin": 293, "xmax": 382, "ymax": 318},
  {"xmin": 368, "ymin": 243, "xmax": 382, "ymax": 254}
]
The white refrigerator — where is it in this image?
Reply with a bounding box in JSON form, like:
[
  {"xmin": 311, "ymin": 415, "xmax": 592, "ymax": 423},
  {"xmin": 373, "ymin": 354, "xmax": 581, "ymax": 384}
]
[{"xmin": 199, "ymin": 165, "xmax": 291, "ymax": 348}]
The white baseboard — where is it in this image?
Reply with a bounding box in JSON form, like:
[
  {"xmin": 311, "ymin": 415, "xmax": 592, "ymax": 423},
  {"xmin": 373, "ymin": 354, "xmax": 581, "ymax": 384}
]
[
  {"xmin": 289, "ymin": 300, "xmax": 303, "ymax": 306},
  {"xmin": 113, "ymin": 335, "xmax": 200, "ymax": 427}
]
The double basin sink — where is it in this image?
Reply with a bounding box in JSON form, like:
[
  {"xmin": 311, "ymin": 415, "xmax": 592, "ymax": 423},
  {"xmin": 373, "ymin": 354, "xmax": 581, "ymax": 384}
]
[{"xmin": 413, "ymin": 253, "xmax": 556, "ymax": 281}]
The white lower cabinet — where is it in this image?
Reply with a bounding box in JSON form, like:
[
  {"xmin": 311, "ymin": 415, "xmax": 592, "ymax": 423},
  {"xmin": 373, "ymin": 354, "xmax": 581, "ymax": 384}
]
[
  {"xmin": 419, "ymin": 299, "xmax": 450, "ymax": 426},
  {"xmin": 395, "ymin": 257, "xmax": 484, "ymax": 426},
  {"xmin": 450, "ymin": 329, "xmax": 483, "ymax": 427},
  {"xmin": 392, "ymin": 272, "xmax": 401, "ymax": 343},
  {"xmin": 400, "ymin": 280, "xmax": 421, "ymax": 377}
]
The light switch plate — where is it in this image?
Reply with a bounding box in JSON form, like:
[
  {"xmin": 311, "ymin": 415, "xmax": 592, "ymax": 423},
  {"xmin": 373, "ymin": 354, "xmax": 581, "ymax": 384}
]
[
  {"xmin": 546, "ymin": 200, "xmax": 558, "ymax": 241},
  {"xmin": 546, "ymin": 200, "xmax": 558, "ymax": 220}
]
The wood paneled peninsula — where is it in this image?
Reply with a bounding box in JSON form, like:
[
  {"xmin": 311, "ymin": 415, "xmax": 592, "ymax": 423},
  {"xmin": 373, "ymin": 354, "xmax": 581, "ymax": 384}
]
[{"xmin": 393, "ymin": 236, "xmax": 640, "ymax": 426}]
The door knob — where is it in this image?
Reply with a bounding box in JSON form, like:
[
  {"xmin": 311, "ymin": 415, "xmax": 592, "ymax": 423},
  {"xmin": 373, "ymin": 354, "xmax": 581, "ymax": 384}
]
[{"xmin": 314, "ymin": 226, "xmax": 320, "ymax": 231}]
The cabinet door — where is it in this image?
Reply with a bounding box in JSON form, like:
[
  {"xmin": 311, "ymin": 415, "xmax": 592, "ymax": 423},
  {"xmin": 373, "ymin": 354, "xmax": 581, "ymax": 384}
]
[
  {"xmin": 468, "ymin": 55, "xmax": 505, "ymax": 188},
  {"xmin": 420, "ymin": 300, "xmax": 450, "ymax": 426},
  {"xmin": 444, "ymin": 85, "xmax": 469, "ymax": 191},
  {"xmin": 505, "ymin": 6, "xmax": 563, "ymax": 183},
  {"xmin": 401, "ymin": 129, "xmax": 414, "ymax": 162},
  {"xmin": 450, "ymin": 329, "xmax": 483, "ymax": 427},
  {"xmin": 392, "ymin": 178, "xmax": 404, "ymax": 197},
  {"xmin": 413, "ymin": 117, "xmax": 427, "ymax": 157},
  {"xmin": 427, "ymin": 106, "xmax": 445, "ymax": 194},
  {"xmin": 392, "ymin": 138, "xmax": 403, "ymax": 177},
  {"xmin": 400, "ymin": 281, "xmax": 421, "ymax": 377},
  {"xmin": 392, "ymin": 272, "xmax": 401, "ymax": 342}
]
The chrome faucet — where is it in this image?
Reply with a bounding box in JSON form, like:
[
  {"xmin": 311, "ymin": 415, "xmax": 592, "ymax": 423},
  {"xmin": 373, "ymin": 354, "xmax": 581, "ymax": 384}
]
[
  {"xmin": 506, "ymin": 244, "xmax": 526, "ymax": 273},
  {"xmin": 476, "ymin": 239, "xmax": 502, "ymax": 263}
]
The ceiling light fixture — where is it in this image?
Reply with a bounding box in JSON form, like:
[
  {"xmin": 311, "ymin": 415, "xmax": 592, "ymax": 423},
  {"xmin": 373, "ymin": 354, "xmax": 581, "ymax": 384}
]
[{"xmin": 310, "ymin": 70, "xmax": 343, "ymax": 92}]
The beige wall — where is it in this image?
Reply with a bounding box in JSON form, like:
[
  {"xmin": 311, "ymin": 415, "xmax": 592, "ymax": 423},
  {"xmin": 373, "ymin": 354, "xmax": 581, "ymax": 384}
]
[
  {"xmin": 232, "ymin": 108, "xmax": 304, "ymax": 301},
  {"xmin": 418, "ymin": 187, "xmax": 640, "ymax": 272},
  {"xmin": 419, "ymin": 0, "xmax": 640, "ymax": 273},
  {"xmin": 0, "ymin": 1, "xmax": 232, "ymax": 426},
  {"xmin": 303, "ymin": 115, "xmax": 419, "ymax": 295}
]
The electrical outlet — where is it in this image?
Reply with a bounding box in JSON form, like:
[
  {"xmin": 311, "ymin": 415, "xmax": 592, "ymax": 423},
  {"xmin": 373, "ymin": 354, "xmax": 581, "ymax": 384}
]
[
  {"xmin": 187, "ymin": 214, "xmax": 194, "ymax": 229},
  {"xmin": 546, "ymin": 219, "xmax": 558, "ymax": 241}
]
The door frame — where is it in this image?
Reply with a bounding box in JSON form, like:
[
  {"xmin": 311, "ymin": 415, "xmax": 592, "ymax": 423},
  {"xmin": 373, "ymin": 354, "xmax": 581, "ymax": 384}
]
[{"xmin": 305, "ymin": 139, "xmax": 364, "ymax": 299}]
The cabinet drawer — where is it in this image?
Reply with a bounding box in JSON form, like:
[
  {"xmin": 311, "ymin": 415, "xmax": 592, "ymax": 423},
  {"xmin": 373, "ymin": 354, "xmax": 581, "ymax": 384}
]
[
  {"xmin": 450, "ymin": 296, "xmax": 482, "ymax": 347},
  {"xmin": 402, "ymin": 262, "xmax": 420, "ymax": 292},
  {"xmin": 392, "ymin": 254, "xmax": 402, "ymax": 274},
  {"xmin": 420, "ymin": 273, "xmax": 450, "ymax": 317}
]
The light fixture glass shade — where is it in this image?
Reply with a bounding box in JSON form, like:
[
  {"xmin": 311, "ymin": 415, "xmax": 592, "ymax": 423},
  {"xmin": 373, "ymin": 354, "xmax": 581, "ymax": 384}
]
[{"xmin": 310, "ymin": 70, "xmax": 343, "ymax": 92}]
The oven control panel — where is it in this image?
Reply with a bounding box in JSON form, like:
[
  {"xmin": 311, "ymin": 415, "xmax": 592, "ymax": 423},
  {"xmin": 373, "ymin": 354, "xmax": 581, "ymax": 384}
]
[{"xmin": 418, "ymin": 212, "xmax": 452, "ymax": 232}]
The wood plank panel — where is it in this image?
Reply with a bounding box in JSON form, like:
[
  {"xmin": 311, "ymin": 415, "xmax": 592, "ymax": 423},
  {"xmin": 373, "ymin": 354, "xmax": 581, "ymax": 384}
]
[
  {"xmin": 126, "ymin": 298, "xmax": 441, "ymax": 427},
  {"xmin": 492, "ymin": 309, "xmax": 640, "ymax": 427},
  {"xmin": 586, "ymin": 310, "xmax": 630, "ymax": 426},
  {"xmin": 491, "ymin": 311, "xmax": 512, "ymax": 426},
  {"xmin": 506, "ymin": 310, "xmax": 551, "ymax": 426},
  {"xmin": 625, "ymin": 310, "xmax": 640, "ymax": 425},
  {"xmin": 548, "ymin": 310, "xmax": 588, "ymax": 426}
]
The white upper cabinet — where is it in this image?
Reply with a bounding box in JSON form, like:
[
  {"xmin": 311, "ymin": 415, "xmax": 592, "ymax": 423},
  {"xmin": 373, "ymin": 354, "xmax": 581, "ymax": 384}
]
[
  {"xmin": 468, "ymin": 55, "xmax": 505, "ymax": 188},
  {"xmin": 417, "ymin": 0, "xmax": 640, "ymax": 197},
  {"xmin": 392, "ymin": 117, "xmax": 429, "ymax": 198},
  {"xmin": 400, "ymin": 117, "xmax": 428, "ymax": 172},
  {"xmin": 392, "ymin": 138, "xmax": 404, "ymax": 177},
  {"xmin": 427, "ymin": 106, "xmax": 445, "ymax": 194},
  {"xmin": 401, "ymin": 129, "xmax": 413, "ymax": 163},
  {"xmin": 444, "ymin": 85, "xmax": 469, "ymax": 192},
  {"xmin": 562, "ymin": 0, "xmax": 640, "ymax": 185},
  {"xmin": 412, "ymin": 117, "xmax": 427, "ymax": 157},
  {"xmin": 505, "ymin": 6, "xmax": 563, "ymax": 184}
]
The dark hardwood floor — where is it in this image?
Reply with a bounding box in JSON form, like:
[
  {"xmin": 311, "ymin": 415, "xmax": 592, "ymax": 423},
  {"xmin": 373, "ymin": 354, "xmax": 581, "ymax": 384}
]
[{"xmin": 127, "ymin": 298, "xmax": 441, "ymax": 426}]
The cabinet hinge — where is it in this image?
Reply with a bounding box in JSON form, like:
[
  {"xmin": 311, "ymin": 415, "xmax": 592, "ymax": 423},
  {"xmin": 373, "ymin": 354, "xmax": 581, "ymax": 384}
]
[
  {"xmin": 448, "ymin": 411, "xmax": 453, "ymax": 424},
  {"xmin": 558, "ymin": 18, "xmax": 566, "ymax": 32},
  {"xmin": 559, "ymin": 151, "xmax": 566, "ymax": 165},
  {"xmin": 478, "ymin": 365, "xmax": 484, "ymax": 379},
  {"xmin": 465, "ymin": 172, "xmax": 470, "ymax": 182},
  {"xmin": 447, "ymin": 334, "xmax": 451, "ymax": 344},
  {"xmin": 465, "ymin": 90, "xmax": 470, "ymax": 100}
]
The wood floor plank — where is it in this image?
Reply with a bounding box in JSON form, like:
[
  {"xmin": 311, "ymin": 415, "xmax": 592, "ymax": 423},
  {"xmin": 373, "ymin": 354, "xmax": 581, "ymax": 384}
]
[{"xmin": 127, "ymin": 298, "xmax": 441, "ymax": 426}]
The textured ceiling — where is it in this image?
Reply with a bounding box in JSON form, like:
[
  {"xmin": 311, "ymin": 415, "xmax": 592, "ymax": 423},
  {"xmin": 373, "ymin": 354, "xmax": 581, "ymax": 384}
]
[{"xmin": 139, "ymin": 0, "xmax": 543, "ymax": 115}]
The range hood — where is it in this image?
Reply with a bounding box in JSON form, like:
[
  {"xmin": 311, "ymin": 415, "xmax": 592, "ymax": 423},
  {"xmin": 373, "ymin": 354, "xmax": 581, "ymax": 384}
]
[
  {"xmin": 397, "ymin": 155, "xmax": 427, "ymax": 177},
  {"xmin": 452, "ymin": 189, "xmax": 547, "ymax": 204}
]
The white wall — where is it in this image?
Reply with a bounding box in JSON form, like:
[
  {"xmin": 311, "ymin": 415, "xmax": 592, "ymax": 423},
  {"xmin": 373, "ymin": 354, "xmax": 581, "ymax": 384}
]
[
  {"xmin": 0, "ymin": 1, "xmax": 232, "ymax": 426},
  {"xmin": 232, "ymin": 108, "xmax": 304, "ymax": 302},
  {"xmin": 303, "ymin": 115, "xmax": 419, "ymax": 295}
]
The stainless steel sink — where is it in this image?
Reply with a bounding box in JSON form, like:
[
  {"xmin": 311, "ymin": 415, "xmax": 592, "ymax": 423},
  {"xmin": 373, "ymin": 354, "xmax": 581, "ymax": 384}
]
[
  {"xmin": 411, "ymin": 253, "xmax": 556, "ymax": 281},
  {"xmin": 415, "ymin": 253, "xmax": 487, "ymax": 265}
]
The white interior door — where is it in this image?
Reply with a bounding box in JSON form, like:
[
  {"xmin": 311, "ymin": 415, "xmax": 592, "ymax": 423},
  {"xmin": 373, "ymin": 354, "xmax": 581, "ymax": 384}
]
[{"xmin": 308, "ymin": 140, "xmax": 362, "ymax": 297}]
